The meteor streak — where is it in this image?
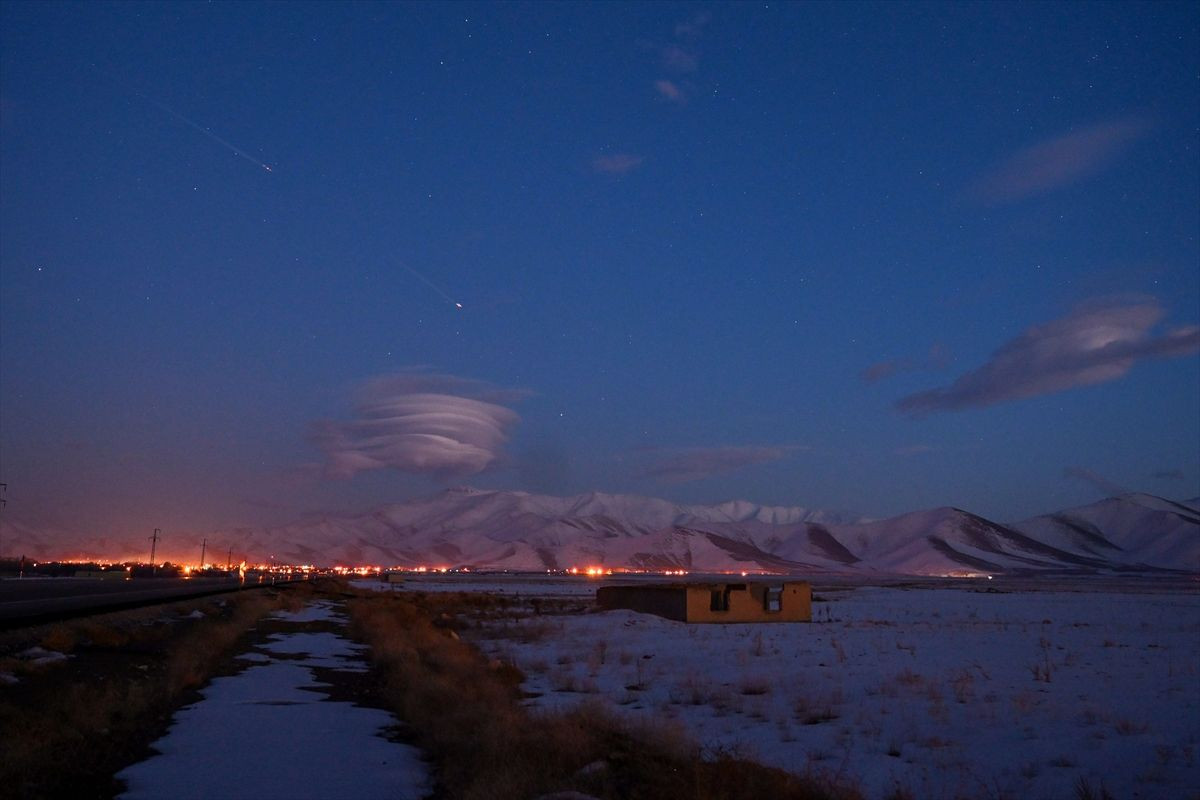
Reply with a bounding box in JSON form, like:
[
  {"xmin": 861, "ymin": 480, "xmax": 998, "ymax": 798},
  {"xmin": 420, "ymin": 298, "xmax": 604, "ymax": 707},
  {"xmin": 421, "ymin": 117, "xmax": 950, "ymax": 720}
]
[
  {"xmin": 147, "ymin": 97, "xmax": 274, "ymax": 173},
  {"xmin": 99, "ymin": 68, "xmax": 274, "ymax": 173},
  {"xmin": 401, "ymin": 263, "xmax": 463, "ymax": 309}
]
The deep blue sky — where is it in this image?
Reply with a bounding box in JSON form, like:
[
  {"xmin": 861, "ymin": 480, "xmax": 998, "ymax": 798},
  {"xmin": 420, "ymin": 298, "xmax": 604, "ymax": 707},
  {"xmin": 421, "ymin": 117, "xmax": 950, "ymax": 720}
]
[{"xmin": 2, "ymin": 1, "xmax": 1197, "ymax": 539}]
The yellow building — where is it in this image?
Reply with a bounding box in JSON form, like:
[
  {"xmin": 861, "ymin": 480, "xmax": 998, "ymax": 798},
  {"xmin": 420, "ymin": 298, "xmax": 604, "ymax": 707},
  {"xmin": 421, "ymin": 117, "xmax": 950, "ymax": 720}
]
[{"xmin": 596, "ymin": 581, "xmax": 811, "ymax": 623}]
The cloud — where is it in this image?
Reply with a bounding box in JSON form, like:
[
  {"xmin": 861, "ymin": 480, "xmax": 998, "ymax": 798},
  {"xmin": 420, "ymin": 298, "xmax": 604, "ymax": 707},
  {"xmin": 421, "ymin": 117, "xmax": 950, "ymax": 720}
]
[
  {"xmin": 592, "ymin": 153, "xmax": 644, "ymax": 175},
  {"xmin": 862, "ymin": 359, "xmax": 911, "ymax": 383},
  {"xmin": 654, "ymin": 79, "xmax": 685, "ymax": 103},
  {"xmin": 974, "ymin": 118, "xmax": 1151, "ymax": 203},
  {"xmin": 862, "ymin": 344, "xmax": 949, "ymax": 383},
  {"xmin": 662, "ymin": 45, "xmax": 698, "ymax": 73},
  {"xmin": 311, "ymin": 372, "xmax": 525, "ymax": 479},
  {"xmin": 1152, "ymin": 469, "xmax": 1184, "ymax": 480},
  {"xmin": 640, "ymin": 445, "xmax": 802, "ymax": 484},
  {"xmin": 674, "ymin": 11, "xmax": 711, "ymax": 39},
  {"xmin": 902, "ymin": 297, "xmax": 1200, "ymax": 417},
  {"xmin": 897, "ymin": 299, "xmax": 1200, "ymax": 416},
  {"xmin": 238, "ymin": 495, "xmax": 291, "ymax": 512},
  {"xmin": 1064, "ymin": 467, "xmax": 1128, "ymax": 498},
  {"xmin": 648, "ymin": 13, "xmax": 708, "ymax": 104},
  {"xmin": 927, "ymin": 343, "xmax": 951, "ymax": 369}
]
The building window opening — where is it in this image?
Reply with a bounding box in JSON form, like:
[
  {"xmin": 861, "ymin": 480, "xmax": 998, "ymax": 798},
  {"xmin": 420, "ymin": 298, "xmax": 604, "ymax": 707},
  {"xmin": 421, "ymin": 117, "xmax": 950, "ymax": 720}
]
[
  {"xmin": 764, "ymin": 586, "xmax": 783, "ymax": 613},
  {"xmin": 710, "ymin": 589, "xmax": 729, "ymax": 612}
]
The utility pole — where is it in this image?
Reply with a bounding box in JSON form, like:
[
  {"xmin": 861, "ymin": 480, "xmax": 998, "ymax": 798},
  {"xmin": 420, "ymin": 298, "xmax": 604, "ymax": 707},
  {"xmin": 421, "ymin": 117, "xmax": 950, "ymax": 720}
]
[
  {"xmin": 0, "ymin": 483, "xmax": 7, "ymax": 566},
  {"xmin": 149, "ymin": 528, "xmax": 161, "ymax": 576},
  {"xmin": 227, "ymin": 546, "xmax": 232, "ymax": 572},
  {"xmin": 199, "ymin": 538, "xmax": 207, "ymax": 570}
]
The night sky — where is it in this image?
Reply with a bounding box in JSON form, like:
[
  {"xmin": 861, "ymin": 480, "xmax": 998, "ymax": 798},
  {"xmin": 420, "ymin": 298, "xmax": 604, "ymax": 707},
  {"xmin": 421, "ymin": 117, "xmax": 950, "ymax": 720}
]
[{"xmin": 2, "ymin": 1, "xmax": 1197, "ymax": 542}]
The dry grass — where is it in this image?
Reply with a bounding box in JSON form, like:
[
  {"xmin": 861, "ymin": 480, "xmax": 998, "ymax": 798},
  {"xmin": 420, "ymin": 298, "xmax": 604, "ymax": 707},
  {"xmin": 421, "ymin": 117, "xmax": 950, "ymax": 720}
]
[
  {"xmin": 347, "ymin": 589, "xmax": 862, "ymax": 800},
  {"xmin": 1113, "ymin": 718, "xmax": 1149, "ymax": 736},
  {"xmin": 1074, "ymin": 776, "xmax": 1116, "ymax": 800},
  {"xmin": 0, "ymin": 582, "xmax": 316, "ymax": 798},
  {"xmin": 669, "ymin": 672, "xmax": 717, "ymax": 705},
  {"xmin": 739, "ymin": 676, "xmax": 772, "ymax": 696},
  {"xmin": 39, "ymin": 624, "xmax": 80, "ymax": 653},
  {"xmin": 948, "ymin": 669, "xmax": 975, "ymax": 704}
]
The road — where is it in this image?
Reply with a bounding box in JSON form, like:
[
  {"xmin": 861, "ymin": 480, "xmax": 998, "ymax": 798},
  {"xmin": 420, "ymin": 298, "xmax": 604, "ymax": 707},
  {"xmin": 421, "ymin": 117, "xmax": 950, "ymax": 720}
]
[{"xmin": 0, "ymin": 575, "xmax": 294, "ymax": 629}]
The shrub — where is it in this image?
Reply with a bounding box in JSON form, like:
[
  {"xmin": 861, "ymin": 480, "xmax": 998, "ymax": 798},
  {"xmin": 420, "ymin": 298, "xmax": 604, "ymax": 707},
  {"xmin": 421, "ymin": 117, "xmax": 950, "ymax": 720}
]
[
  {"xmin": 1075, "ymin": 777, "xmax": 1116, "ymax": 800},
  {"xmin": 346, "ymin": 589, "xmax": 863, "ymax": 800},
  {"xmin": 740, "ymin": 676, "xmax": 772, "ymax": 696}
]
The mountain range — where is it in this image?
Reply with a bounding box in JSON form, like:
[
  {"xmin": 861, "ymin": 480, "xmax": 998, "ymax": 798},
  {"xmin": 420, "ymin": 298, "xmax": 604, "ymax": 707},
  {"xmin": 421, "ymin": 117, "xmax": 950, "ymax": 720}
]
[{"xmin": 3, "ymin": 487, "xmax": 1197, "ymax": 576}]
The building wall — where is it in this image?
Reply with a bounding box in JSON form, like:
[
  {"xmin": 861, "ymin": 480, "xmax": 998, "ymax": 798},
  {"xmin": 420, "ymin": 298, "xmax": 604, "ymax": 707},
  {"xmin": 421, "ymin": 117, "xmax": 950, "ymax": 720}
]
[
  {"xmin": 596, "ymin": 585, "xmax": 688, "ymax": 621},
  {"xmin": 684, "ymin": 582, "xmax": 811, "ymax": 623},
  {"xmin": 597, "ymin": 582, "xmax": 811, "ymax": 623}
]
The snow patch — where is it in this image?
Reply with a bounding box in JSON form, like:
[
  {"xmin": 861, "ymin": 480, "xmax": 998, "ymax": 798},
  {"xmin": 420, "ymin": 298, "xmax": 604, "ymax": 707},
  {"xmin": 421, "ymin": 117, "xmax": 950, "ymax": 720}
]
[
  {"xmin": 117, "ymin": 663, "xmax": 427, "ymax": 800},
  {"xmin": 476, "ymin": 583, "xmax": 1200, "ymax": 799},
  {"xmin": 118, "ymin": 602, "xmax": 427, "ymax": 800},
  {"xmin": 271, "ymin": 600, "xmax": 347, "ymax": 623},
  {"xmin": 18, "ymin": 646, "xmax": 70, "ymax": 666}
]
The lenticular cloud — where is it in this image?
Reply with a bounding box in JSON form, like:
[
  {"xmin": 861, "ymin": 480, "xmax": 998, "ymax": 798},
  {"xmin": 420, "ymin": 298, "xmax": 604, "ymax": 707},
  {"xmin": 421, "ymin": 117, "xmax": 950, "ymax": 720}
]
[
  {"xmin": 974, "ymin": 118, "xmax": 1150, "ymax": 203},
  {"xmin": 897, "ymin": 299, "xmax": 1200, "ymax": 415},
  {"xmin": 312, "ymin": 373, "xmax": 522, "ymax": 478}
]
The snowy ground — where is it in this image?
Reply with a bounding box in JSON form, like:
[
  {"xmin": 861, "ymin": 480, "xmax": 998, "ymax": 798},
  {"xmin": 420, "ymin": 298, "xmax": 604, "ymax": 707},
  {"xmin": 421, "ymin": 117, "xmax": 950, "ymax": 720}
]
[
  {"xmin": 468, "ymin": 582, "xmax": 1200, "ymax": 800},
  {"xmin": 351, "ymin": 574, "xmax": 600, "ymax": 598},
  {"xmin": 117, "ymin": 601, "xmax": 428, "ymax": 800}
]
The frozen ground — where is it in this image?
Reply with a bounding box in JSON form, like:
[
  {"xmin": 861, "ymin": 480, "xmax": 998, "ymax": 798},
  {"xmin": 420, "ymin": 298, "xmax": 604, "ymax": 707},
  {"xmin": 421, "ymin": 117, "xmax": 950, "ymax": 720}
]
[
  {"xmin": 472, "ymin": 582, "xmax": 1200, "ymax": 800},
  {"xmin": 351, "ymin": 574, "xmax": 599, "ymax": 598},
  {"xmin": 117, "ymin": 600, "xmax": 427, "ymax": 800}
]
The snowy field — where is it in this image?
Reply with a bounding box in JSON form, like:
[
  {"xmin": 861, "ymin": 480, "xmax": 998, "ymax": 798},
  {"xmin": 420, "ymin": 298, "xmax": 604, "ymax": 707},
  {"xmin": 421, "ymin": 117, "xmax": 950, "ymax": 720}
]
[
  {"xmin": 351, "ymin": 574, "xmax": 603, "ymax": 598},
  {"xmin": 459, "ymin": 581, "xmax": 1200, "ymax": 800}
]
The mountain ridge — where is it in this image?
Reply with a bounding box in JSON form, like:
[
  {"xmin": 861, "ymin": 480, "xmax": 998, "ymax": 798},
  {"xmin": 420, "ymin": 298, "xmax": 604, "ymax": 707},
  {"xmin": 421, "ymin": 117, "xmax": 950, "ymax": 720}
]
[{"xmin": 2, "ymin": 487, "xmax": 1197, "ymax": 577}]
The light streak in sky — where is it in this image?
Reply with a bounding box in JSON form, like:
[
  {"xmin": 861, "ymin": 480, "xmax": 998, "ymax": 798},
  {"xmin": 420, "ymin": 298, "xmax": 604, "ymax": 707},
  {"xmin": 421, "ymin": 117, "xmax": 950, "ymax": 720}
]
[
  {"xmin": 106, "ymin": 70, "xmax": 467, "ymax": 306},
  {"xmin": 146, "ymin": 97, "xmax": 274, "ymax": 173},
  {"xmin": 99, "ymin": 67, "xmax": 274, "ymax": 173},
  {"xmin": 401, "ymin": 262, "xmax": 463, "ymax": 309}
]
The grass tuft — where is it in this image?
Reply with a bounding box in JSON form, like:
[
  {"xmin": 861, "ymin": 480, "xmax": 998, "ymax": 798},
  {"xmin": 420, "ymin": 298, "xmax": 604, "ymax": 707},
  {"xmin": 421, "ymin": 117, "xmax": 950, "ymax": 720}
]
[
  {"xmin": 346, "ymin": 589, "xmax": 861, "ymax": 800},
  {"xmin": 0, "ymin": 582, "xmax": 317, "ymax": 798},
  {"xmin": 1074, "ymin": 776, "xmax": 1116, "ymax": 800}
]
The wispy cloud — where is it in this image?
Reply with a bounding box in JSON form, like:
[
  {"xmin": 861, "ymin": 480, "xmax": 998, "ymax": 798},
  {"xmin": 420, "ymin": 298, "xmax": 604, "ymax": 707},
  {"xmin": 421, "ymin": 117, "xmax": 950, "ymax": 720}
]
[
  {"xmin": 238, "ymin": 495, "xmax": 291, "ymax": 512},
  {"xmin": 897, "ymin": 298, "xmax": 1200, "ymax": 416},
  {"xmin": 674, "ymin": 11, "xmax": 711, "ymax": 39},
  {"xmin": 592, "ymin": 153, "xmax": 644, "ymax": 175},
  {"xmin": 1151, "ymin": 469, "xmax": 1184, "ymax": 480},
  {"xmin": 1064, "ymin": 466, "xmax": 1128, "ymax": 498},
  {"xmin": 662, "ymin": 45, "xmax": 698, "ymax": 73},
  {"xmin": 650, "ymin": 12, "xmax": 710, "ymax": 104},
  {"xmin": 863, "ymin": 344, "xmax": 948, "ymax": 383},
  {"xmin": 862, "ymin": 360, "xmax": 907, "ymax": 383},
  {"xmin": 974, "ymin": 118, "xmax": 1151, "ymax": 203},
  {"xmin": 640, "ymin": 445, "xmax": 803, "ymax": 484},
  {"xmin": 310, "ymin": 372, "xmax": 526, "ymax": 479},
  {"xmin": 654, "ymin": 79, "xmax": 685, "ymax": 104}
]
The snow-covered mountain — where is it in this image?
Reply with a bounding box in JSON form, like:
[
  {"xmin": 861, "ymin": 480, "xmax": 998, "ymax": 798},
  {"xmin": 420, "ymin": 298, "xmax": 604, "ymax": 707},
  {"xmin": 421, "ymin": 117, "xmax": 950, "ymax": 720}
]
[
  {"xmin": 3, "ymin": 488, "xmax": 1197, "ymax": 576},
  {"xmin": 1013, "ymin": 493, "xmax": 1199, "ymax": 572}
]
